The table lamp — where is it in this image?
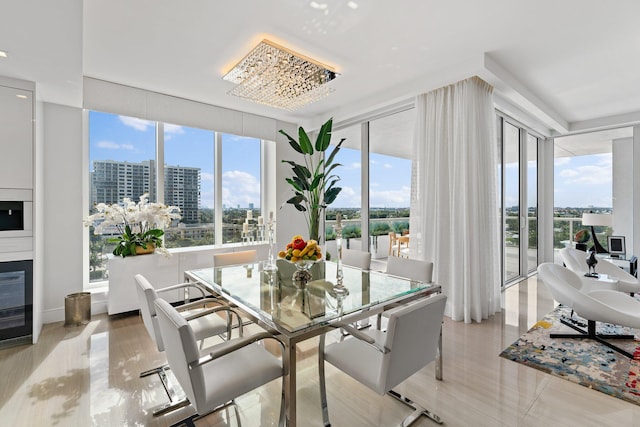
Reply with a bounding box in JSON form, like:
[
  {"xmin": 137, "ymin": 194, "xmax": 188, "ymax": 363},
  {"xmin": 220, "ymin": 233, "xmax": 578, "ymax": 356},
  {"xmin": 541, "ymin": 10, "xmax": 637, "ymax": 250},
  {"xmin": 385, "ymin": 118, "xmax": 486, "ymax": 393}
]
[{"xmin": 581, "ymin": 213, "xmax": 612, "ymax": 254}]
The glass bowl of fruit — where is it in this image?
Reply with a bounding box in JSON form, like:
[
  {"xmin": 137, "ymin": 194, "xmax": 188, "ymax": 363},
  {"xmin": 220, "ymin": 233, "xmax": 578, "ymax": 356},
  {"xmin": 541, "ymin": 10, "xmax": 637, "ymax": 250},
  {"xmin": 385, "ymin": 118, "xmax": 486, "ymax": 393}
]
[{"xmin": 278, "ymin": 236, "xmax": 323, "ymax": 288}]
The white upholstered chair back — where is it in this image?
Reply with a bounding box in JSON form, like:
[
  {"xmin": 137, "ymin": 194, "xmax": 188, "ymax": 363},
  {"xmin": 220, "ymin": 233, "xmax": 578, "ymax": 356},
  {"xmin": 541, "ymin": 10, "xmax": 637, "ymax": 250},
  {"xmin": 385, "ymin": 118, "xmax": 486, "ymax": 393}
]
[
  {"xmin": 386, "ymin": 256, "xmax": 434, "ymax": 283},
  {"xmin": 213, "ymin": 250, "xmax": 257, "ymax": 267},
  {"xmin": 379, "ymin": 294, "xmax": 446, "ymax": 393},
  {"xmin": 154, "ymin": 298, "xmax": 202, "ymax": 407},
  {"xmin": 341, "ymin": 249, "xmax": 371, "ymax": 270},
  {"xmin": 154, "ymin": 298, "xmax": 285, "ymax": 424},
  {"xmin": 135, "ymin": 274, "xmax": 165, "ymax": 351}
]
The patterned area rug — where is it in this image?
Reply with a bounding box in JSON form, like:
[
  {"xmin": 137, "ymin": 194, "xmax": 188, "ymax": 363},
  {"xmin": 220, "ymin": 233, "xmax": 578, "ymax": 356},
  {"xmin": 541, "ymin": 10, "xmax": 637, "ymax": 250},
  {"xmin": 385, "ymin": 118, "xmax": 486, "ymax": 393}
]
[{"xmin": 499, "ymin": 304, "xmax": 640, "ymax": 405}]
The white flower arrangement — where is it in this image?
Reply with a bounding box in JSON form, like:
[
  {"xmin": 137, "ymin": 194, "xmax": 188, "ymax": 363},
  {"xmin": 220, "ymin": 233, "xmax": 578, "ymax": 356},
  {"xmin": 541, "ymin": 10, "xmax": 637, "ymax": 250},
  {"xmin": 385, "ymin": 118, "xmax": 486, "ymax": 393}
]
[{"xmin": 84, "ymin": 194, "xmax": 181, "ymax": 257}]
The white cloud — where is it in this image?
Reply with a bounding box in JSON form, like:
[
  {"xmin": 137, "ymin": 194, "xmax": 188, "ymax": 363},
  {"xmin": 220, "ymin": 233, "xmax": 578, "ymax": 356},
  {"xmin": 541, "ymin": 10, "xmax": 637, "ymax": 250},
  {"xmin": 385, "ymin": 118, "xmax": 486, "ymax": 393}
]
[
  {"xmin": 165, "ymin": 124, "xmax": 185, "ymax": 135},
  {"xmin": 201, "ymin": 172, "xmax": 214, "ymax": 183},
  {"xmin": 554, "ymin": 157, "xmax": 571, "ymax": 166},
  {"xmin": 333, "ymin": 186, "xmax": 360, "ymax": 208},
  {"xmin": 341, "ymin": 162, "xmax": 361, "ymax": 170},
  {"xmin": 96, "ymin": 140, "xmax": 134, "ymax": 150},
  {"xmin": 119, "ymin": 116, "xmax": 153, "ymax": 131},
  {"xmin": 383, "ymin": 163, "xmax": 393, "ymax": 169},
  {"xmin": 369, "ymin": 186, "xmax": 411, "ymax": 207},
  {"xmin": 563, "ymin": 164, "xmax": 612, "ymax": 185},
  {"xmin": 221, "ymin": 170, "xmax": 260, "ymax": 207},
  {"xmin": 559, "ymin": 169, "xmax": 579, "ymax": 178}
]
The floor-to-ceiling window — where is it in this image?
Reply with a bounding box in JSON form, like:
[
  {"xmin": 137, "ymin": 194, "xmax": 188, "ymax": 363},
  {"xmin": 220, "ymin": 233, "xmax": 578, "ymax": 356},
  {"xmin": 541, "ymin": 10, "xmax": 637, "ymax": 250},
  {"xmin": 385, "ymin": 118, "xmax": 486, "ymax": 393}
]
[
  {"xmin": 503, "ymin": 121, "xmax": 521, "ymax": 282},
  {"xmin": 369, "ymin": 110, "xmax": 412, "ymax": 260},
  {"xmin": 498, "ymin": 114, "xmax": 540, "ymax": 285},
  {"xmin": 327, "ymin": 108, "xmax": 413, "ymax": 268},
  {"xmin": 327, "ymin": 124, "xmax": 362, "ymax": 252},
  {"xmin": 527, "ymin": 133, "xmax": 539, "ymax": 272}
]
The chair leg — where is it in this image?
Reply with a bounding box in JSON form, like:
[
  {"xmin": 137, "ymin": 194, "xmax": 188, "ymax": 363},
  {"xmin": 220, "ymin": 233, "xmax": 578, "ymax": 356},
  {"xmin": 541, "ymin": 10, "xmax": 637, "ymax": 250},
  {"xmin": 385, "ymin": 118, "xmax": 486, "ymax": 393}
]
[
  {"xmin": 140, "ymin": 363, "xmax": 169, "ymax": 378},
  {"xmin": 140, "ymin": 364, "xmax": 191, "ymax": 416},
  {"xmin": 278, "ymin": 367, "xmax": 286, "ymax": 427},
  {"xmin": 318, "ymin": 334, "xmax": 331, "ymax": 427},
  {"xmin": 387, "ymin": 390, "xmax": 443, "ymax": 425}
]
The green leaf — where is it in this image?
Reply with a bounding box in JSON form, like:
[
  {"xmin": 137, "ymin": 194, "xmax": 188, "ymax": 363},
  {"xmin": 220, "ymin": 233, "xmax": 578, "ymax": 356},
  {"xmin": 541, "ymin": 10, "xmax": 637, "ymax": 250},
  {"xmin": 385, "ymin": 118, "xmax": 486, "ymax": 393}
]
[
  {"xmin": 286, "ymin": 194, "xmax": 306, "ymax": 205},
  {"xmin": 279, "ymin": 129, "xmax": 304, "ymax": 154},
  {"xmin": 309, "ymin": 174, "xmax": 324, "ymax": 191},
  {"xmin": 292, "ymin": 164, "xmax": 311, "ymax": 180},
  {"xmin": 285, "ymin": 177, "xmax": 304, "ymax": 192},
  {"xmin": 298, "ymin": 127, "xmax": 314, "ymax": 155},
  {"xmin": 324, "ymin": 186, "xmax": 342, "ymax": 205},
  {"xmin": 294, "ymin": 203, "xmax": 307, "ymax": 212},
  {"xmin": 325, "ymin": 138, "xmax": 345, "ymax": 168},
  {"xmin": 315, "ymin": 118, "xmax": 333, "ymax": 151},
  {"xmin": 324, "ymin": 162, "xmax": 342, "ymax": 178},
  {"xmin": 292, "ymin": 176, "xmax": 310, "ymax": 191}
]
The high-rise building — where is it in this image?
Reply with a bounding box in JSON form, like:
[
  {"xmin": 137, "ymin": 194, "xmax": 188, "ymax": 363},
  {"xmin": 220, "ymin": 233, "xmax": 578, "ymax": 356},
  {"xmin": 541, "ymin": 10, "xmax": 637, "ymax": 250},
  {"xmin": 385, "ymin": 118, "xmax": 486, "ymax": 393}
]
[{"xmin": 91, "ymin": 160, "xmax": 200, "ymax": 222}]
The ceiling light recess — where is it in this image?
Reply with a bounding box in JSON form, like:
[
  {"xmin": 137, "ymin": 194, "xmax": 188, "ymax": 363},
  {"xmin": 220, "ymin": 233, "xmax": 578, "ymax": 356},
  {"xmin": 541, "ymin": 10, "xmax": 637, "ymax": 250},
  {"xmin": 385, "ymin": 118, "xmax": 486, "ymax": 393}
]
[{"xmin": 223, "ymin": 39, "xmax": 337, "ymax": 110}]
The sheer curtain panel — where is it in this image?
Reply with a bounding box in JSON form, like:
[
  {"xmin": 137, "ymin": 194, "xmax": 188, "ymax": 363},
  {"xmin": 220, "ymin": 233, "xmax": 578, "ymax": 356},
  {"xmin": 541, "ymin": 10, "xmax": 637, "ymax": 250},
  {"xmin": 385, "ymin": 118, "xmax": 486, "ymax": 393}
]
[{"xmin": 410, "ymin": 77, "xmax": 500, "ymax": 323}]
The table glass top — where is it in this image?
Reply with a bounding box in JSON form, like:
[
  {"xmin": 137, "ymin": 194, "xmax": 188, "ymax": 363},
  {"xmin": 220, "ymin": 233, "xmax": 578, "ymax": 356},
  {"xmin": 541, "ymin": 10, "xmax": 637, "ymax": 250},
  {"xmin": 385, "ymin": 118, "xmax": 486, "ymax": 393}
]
[{"xmin": 186, "ymin": 260, "xmax": 437, "ymax": 334}]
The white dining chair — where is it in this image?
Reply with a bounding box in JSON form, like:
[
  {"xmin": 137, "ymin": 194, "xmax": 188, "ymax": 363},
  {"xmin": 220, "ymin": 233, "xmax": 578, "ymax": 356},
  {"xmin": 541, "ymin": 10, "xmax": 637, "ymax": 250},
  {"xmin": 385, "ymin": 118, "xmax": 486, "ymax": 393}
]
[
  {"xmin": 386, "ymin": 256, "xmax": 433, "ymax": 283},
  {"xmin": 213, "ymin": 249, "xmax": 257, "ymax": 267},
  {"xmin": 341, "ymin": 248, "xmax": 372, "ymax": 270},
  {"xmin": 154, "ymin": 298, "xmax": 285, "ymax": 427},
  {"xmin": 135, "ymin": 274, "xmax": 243, "ymax": 416},
  {"xmin": 319, "ymin": 293, "xmax": 447, "ymax": 426},
  {"xmin": 378, "ymin": 257, "xmax": 435, "ymax": 330}
]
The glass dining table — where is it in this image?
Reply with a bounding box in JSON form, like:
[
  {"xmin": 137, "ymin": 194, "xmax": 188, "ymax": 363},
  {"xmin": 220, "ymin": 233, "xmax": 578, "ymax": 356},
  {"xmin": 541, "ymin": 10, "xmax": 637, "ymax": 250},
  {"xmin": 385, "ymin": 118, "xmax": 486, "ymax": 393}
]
[{"xmin": 184, "ymin": 259, "xmax": 442, "ymax": 427}]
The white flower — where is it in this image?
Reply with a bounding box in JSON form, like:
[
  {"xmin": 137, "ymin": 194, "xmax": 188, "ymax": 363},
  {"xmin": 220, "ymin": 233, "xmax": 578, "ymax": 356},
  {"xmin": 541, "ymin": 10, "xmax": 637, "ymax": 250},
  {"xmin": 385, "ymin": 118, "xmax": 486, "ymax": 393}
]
[{"xmin": 84, "ymin": 194, "xmax": 181, "ymax": 236}]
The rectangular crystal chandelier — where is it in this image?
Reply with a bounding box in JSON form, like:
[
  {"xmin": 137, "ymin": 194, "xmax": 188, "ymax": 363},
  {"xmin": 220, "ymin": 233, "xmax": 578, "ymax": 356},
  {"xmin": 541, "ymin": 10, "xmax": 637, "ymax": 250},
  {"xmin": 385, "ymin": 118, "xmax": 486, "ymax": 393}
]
[{"xmin": 223, "ymin": 39, "xmax": 337, "ymax": 111}]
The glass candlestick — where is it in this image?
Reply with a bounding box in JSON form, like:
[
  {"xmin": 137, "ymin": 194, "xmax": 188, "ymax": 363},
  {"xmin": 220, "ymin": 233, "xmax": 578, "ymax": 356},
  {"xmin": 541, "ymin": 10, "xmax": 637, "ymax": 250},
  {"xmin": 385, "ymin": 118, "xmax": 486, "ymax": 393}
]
[
  {"xmin": 263, "ymin": 217, "xmax": 277, "ymax": 271},
  {"xmin": 333, "ymin": 213, "xmax": 348, "ymax": 296}
]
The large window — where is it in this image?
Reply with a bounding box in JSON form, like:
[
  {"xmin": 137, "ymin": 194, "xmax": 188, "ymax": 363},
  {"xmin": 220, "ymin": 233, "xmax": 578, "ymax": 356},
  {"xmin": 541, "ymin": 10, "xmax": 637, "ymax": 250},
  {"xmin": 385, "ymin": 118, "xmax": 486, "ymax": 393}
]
[
  {"xmin": 503, "ymin": 121, "xmax": 520, "ymax": 281},
  {"xmin": 498, "ymin": 115, "xmax": 539, "ymax": 285},
  {"xmin": 552, "ymin": 128, "xmax": 632, "ymax": 263},
  {"xmin": 163, "ymin": 124, "xmax": 214, "ymax": 248},
  {"xmin": 221, "ymin": 133, "xmax": 261, "ymax": 243},
  {"xmin": 369, "ymin": 110, "xmax": 412, "ymax": 259},
  {"xmin": 88, "ymin": 112, "xmax": 156, "ymax": 282},
  {"xmin": 88, "ymin": 111, "xmax": 264, "ymax": 283},
  {"xmin": 326, "ymin": 108, "xmax": 414, "ymax": 266}
]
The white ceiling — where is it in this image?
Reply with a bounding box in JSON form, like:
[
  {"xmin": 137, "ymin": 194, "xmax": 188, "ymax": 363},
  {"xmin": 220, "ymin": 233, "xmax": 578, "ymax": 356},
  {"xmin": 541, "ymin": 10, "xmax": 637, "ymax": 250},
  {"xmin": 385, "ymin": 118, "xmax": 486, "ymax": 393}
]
[{"xmin": 2, "ymin": 0, "xmax": 640, "ymax": 136}]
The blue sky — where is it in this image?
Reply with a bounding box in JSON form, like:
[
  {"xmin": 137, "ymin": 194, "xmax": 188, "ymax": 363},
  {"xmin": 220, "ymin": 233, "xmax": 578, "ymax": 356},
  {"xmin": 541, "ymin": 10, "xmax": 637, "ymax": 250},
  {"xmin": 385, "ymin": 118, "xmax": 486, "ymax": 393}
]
[
  {"xmin": 554, "ymin": 153, "xmax": 612, "ymax": 208},
  {"xmin": 90, "ymin": 111, "xmax": 611, "ymax": 210}
]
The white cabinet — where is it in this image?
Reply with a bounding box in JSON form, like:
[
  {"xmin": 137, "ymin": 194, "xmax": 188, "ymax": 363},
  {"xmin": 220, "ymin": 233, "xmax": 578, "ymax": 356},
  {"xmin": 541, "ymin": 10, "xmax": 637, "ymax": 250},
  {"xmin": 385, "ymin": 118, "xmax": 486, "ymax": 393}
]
[
  {"xmin": 0, "ymin": 83, "xmax": 33, "ymax": 189},
  {"xmin": 107, "ymin": 243, "xmax": 269, "ymax": 315}
]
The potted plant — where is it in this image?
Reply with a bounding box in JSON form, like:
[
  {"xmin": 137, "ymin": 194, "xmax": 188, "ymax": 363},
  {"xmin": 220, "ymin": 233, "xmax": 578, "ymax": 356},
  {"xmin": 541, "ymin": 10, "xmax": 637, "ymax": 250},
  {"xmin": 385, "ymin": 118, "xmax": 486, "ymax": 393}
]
[
  {"xmin": 280, "ymin": 118, "xmax": 344, "ymax": 242},
  {"xmin": 83, "ymin": 194, "xmax": 181, "ymax": 257}
]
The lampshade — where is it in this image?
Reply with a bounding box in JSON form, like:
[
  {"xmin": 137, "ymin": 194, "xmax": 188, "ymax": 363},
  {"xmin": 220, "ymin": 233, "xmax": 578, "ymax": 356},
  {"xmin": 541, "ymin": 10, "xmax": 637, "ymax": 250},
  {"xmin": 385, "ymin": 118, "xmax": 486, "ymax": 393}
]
[
  {"xmin": 581, "ymin": 213, "xmax": 612, "ymax": 227},
  {"xmin": 223, "ymin": 39, "xmax": 338, "ymax": 111}
]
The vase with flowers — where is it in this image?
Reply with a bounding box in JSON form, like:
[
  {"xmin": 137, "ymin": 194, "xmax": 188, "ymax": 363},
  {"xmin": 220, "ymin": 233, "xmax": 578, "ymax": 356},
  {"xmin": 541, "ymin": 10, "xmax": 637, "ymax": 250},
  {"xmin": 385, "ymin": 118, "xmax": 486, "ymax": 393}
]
[
  {"xmin": 83, "ymin": 194, "xmax": 181, "ymax": 258},
  {"xmin": 280, "ymin": 118, "xmax": 344, "ymax": 243}
]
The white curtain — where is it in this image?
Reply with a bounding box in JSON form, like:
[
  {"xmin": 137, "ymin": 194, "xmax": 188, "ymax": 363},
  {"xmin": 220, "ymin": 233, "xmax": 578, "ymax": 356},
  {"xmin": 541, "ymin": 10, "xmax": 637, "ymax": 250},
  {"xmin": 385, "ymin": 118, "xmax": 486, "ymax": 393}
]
[{"xmin": 410, "ymin": 76, "xmax": 501, "ymax": 323}]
